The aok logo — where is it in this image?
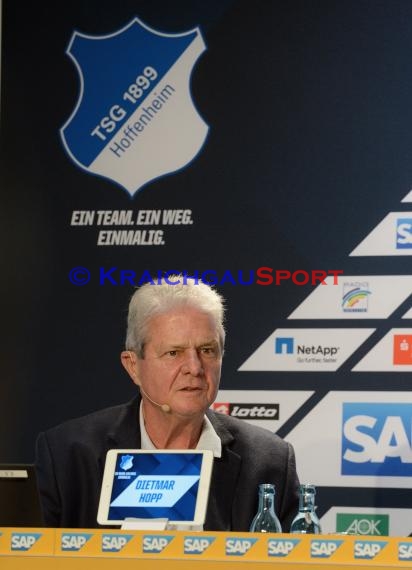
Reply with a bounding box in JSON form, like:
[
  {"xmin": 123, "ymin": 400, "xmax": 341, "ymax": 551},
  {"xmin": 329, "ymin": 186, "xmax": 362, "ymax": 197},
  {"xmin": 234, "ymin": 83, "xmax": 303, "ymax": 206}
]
[
  {"xmin": 396, "ymin": 218, "xmax": 412, "ymax": 249},
  {"xmin": 336, "ymin": 514, "xmax": 389, "ymax": 536},
  {"xmin": 342, "ymin": 403, "xmax": 412, "ymax": 476}
]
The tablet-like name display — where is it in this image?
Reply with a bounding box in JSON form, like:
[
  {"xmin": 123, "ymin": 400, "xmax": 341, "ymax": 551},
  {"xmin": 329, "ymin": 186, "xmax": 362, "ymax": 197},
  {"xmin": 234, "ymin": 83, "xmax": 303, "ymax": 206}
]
[{"xmin": 98, "ymin": 450, "xmax": 213, "ymax": 526}]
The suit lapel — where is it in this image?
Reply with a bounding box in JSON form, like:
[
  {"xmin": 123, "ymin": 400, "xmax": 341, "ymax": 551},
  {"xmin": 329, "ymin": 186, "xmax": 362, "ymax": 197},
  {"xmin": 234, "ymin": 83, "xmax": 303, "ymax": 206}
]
[
  {"xmin": 100, "ymin": 396, "xmax": 142, "ymax": 472},
  {"xmin": 204, "ymin": 411, "xmax": 241, "ymax": 531}
]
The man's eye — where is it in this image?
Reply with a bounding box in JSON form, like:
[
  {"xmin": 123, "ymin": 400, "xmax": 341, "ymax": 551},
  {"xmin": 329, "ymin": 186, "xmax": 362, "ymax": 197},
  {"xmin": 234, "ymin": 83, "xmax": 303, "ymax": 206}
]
[
  {"xmin": 167, "ymin": 350, "xmax": 178, "ymax": 357},
  {"xmin": 200, "ymin": 347, "xmax": 215, "ymax": 355}
]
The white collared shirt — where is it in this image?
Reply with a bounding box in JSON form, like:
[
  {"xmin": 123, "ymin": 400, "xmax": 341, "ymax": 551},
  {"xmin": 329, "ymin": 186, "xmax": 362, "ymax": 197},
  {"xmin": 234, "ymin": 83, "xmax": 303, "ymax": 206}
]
[{"xmin": 139, "ymin": 401, "xmax": 222, "ymax": 457}]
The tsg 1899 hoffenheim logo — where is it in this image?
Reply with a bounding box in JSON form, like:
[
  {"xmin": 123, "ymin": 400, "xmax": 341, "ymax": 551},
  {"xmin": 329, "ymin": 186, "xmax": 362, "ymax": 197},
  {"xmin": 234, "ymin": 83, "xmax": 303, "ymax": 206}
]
[{"xmin": 61, "ymin": 17, "xmax": 208, "ymax": 195}]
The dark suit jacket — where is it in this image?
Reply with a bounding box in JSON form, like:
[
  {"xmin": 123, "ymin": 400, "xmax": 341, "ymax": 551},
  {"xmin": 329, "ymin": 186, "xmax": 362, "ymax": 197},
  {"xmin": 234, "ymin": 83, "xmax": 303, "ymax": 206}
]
[{"xmin": 35, "ymin": 396, "xmax": 299, "ymax": 531}]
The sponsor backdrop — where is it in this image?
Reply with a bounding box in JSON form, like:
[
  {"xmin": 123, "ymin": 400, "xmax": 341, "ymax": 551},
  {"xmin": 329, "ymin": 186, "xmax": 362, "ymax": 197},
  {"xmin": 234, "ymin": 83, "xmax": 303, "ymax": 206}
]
[{"xmin": 2, "ymin": 0, "xmax": 412, "ymax": 535}]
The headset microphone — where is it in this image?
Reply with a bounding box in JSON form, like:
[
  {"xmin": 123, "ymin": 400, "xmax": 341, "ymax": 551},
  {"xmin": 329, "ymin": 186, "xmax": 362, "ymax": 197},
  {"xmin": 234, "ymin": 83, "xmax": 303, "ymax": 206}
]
[
  {"xmin": 139, "ymin": 385, "xmax": 171, "ymax": 413},
  {"xmin": 127, "ymin": 351, "xmax": 171, "ymax": 413}
]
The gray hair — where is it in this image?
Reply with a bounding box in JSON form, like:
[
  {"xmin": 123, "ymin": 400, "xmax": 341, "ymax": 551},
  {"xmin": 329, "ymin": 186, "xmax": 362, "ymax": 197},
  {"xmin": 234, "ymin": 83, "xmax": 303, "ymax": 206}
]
[{"xmin": 125, "ymin": 274, "xmax": 225, "ymax": 357}]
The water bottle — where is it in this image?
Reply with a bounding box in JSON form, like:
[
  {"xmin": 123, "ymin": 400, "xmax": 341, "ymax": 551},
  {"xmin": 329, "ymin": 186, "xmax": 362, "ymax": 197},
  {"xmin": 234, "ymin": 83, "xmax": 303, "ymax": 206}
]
[
  {"xmin": 249, "ymin": 483, "xmax": 282, "ymax": 533},
  {"xmin": 290, "ymin": 483, "xmax": 321, "ymax": 534}
]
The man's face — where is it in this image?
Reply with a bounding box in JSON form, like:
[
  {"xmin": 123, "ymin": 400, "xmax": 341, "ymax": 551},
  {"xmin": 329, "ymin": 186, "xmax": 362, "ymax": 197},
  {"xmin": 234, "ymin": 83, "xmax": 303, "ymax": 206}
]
[{"xmin": 135, "ymin": 307, "xmax": 222, "ymax": 417}]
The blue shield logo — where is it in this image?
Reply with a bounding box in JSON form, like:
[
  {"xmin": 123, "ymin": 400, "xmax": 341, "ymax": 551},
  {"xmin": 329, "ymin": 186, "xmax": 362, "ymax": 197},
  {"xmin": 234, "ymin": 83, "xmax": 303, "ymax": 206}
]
[
  {"xmin": 119, "ymin": 454, "xmax": 134, "ymax": 471},
  {"xmin": 61, "ymin": 18, "xmax": 208, "ymax": 195}
]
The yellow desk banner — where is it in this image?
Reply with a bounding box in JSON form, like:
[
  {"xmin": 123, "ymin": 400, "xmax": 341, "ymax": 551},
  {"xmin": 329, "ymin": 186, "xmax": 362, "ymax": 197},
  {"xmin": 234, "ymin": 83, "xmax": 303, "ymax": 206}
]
[
  {"xmin": 0, "ymin": 528, "xmax": 54, "ymax": 556},
  {"xmin": 1, "ymin": 528, "xmax": 412, "ymax": 566}
]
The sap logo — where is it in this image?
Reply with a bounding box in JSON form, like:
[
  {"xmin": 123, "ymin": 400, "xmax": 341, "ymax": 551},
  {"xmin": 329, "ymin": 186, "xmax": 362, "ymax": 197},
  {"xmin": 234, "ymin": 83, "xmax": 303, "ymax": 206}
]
[
  {"xmin": 184, "ymin": 537, "xmax": 215, "ymax": 554},
  {"xmin": 275, "ymin": 337, "xmax": 294, "ymax": 355},
  {"xmin": 342, "ymin": 403, "xmax": 412, "ymax": 476},
  {"xmin": 310, "ymin": 540, "xmax": 343, "ymax": 558},
  {"xmin": 225, "ymin": 538, "xmax": 257, "ymax": 556},
  {"xmin": 61, "ymin": 533, "xmax": 92, "ymax": 551},
  {"xmin": 354, "ymin": 540, "xmax": 387, "ymax": 559},
  {"xmin": 268, "ymin": 539, "xmax": 300, "ymax": 557},
  {"xmin": 396, "ymin": 218, "xmax": 412, "ymax": 249},
  {"xmin": 142, "ymin": 535, "xmax": 174, "ymax": 553},
  {"xmin": 102, "ymin": 534, "xmax": 132, "ymax": 552},
  {"xmin": 11, "ymin": 533, "xmax": 42, "ymax": 551},
  {"xmin": 398, "ymin": 542, "xmax": 412, "ymax": 560}
]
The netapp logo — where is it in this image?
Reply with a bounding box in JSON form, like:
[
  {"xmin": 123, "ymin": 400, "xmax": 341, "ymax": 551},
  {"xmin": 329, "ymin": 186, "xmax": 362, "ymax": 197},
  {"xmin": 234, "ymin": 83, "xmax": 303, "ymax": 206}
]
[
  {"xmin": 274, "ymin": 337, "xmax": 339, "ymax": 358},
  {"xmin": 275, "ymin": 337, "xmax": 294, "ymax": 354},
  {"xmin": 212, "ymin": 403, "xmax": 279, "ymax": 419},
  {"xmin": 297, "ymin": 345, "xmax": 339, "ymax": 357}
]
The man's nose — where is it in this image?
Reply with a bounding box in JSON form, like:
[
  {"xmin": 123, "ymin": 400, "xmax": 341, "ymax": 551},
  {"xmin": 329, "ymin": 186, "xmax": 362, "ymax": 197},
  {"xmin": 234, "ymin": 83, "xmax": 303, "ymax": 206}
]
[{"xmin": 181, "ymin": 349, "xmax": 204, "ymax": 375}]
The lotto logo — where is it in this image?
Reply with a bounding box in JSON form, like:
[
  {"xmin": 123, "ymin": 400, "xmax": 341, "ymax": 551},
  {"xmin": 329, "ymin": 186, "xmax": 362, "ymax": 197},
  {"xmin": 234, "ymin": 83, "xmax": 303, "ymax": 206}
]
[
  {"xmin": 211, "ymin": 402, "xmax": 230, "ymax": 414},
  {"xmin": 342, "ymin": 403, "xmax": 412, "ymax": 476},
  {"xmin": 211, "ymin": 402, "xmax": 279, "ymax": 419},
  {"xmin": 396, "ymin": 218, "xmax": 412, "ymax": 248},
  {"xmin": 393, "ymin": 335, "xmax": 412, "ymax": 364}
]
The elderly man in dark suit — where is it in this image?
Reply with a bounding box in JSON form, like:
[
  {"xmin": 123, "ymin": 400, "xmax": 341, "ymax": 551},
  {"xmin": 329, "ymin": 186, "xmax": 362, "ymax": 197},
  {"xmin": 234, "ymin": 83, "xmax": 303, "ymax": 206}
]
[{"xmin": 35, "ymin": 275, "xmax": 299, "ymax": 530}]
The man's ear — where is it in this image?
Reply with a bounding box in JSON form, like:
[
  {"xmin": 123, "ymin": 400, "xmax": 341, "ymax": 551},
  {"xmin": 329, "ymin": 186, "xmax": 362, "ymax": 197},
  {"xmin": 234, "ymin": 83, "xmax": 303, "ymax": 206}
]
[{"xmin": 120, "ymin": 350, "xmax": 141, "ymax": 386}]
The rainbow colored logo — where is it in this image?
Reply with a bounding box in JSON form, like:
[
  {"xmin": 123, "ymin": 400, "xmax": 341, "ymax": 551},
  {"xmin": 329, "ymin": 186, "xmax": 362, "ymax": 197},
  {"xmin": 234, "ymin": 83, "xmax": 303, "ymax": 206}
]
[{"xmin": 342, "ymin": 283, "xmax": 371, "ymax": 312}]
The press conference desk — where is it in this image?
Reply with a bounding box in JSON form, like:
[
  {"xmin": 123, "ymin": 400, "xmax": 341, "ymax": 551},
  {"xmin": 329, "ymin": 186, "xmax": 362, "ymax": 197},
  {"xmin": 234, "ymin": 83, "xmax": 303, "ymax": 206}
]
[{"xmin": 1, "ymin": 528, "xmax": 412, "ymax": 569}]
